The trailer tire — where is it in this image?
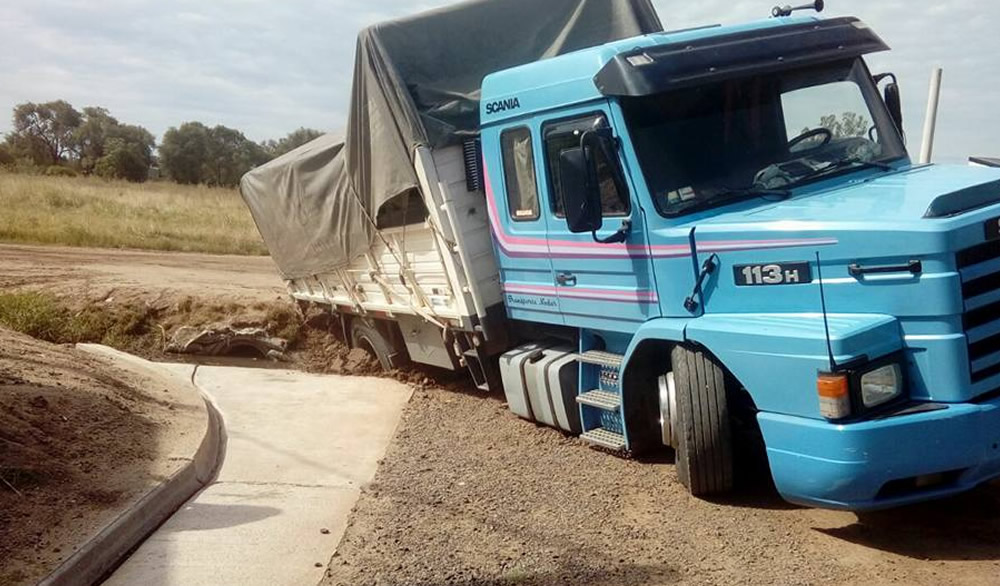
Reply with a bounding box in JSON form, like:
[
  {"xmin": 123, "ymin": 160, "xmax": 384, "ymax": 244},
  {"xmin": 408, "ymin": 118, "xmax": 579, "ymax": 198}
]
[
  {"xmin": 671, "ymin": 345, "xmax": 734, "ymax": 496},
  {"xmin": 350, "ymin": 320, "xmax": 404, "ymax": 372}
]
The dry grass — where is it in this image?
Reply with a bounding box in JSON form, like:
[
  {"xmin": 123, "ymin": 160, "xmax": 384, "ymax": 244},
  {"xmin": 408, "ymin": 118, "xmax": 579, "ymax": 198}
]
[{"xmin": 0, "ymin": 172, "xmax": 267, "ymax": 255}]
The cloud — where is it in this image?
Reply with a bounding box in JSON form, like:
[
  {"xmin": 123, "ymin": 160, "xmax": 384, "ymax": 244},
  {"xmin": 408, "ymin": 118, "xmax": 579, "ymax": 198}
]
[{"xmin": 0, "ymin": 0, "xmax": 996, "ymax": 161}]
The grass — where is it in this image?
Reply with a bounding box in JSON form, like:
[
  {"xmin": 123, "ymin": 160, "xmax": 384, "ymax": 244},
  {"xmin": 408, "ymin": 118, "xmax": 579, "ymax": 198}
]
[
  {"xmin": 0, "ymin": 290, "xmax": 305, "ymax": 355},
  {"xmin": 0, "ymin": 171, "xmax": 268, "ymax": 255},
  {"xmin": 0, "ymin": 291, "xmax": 158, "ymax": 348}
]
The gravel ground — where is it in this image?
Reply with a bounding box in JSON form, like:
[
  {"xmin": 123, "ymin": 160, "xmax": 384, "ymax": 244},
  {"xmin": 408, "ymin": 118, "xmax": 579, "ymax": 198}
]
[
  {"xmin": 322, "ymin": 383, "xmax": 1000, "ymax": 586},
  {"xmin": 8, "ymin": 243, "xmax": 1000, "ymax": 584}
]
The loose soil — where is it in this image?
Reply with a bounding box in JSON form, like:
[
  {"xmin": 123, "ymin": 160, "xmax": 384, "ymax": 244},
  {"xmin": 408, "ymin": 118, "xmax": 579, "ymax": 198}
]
[
  {"xmin": 8, "ymin": 243, "xmax": 1000, "ymax": 585},
  {"xmin": 321, "ymin": 386, "xmax": 1000, "ymax": 586},
  {"xmin": 0, "ymin": 243, "xmax": 285, "ymax": 305},
  {"xmin": 0, "ymin": 328, "xmax": 205, "ymax": 585}
]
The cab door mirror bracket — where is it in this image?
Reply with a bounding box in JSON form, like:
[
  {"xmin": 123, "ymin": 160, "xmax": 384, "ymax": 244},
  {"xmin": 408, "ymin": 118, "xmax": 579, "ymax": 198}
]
[{"xmin": 593, "ymin": 219, "xmax": 631, "ymax": 244}]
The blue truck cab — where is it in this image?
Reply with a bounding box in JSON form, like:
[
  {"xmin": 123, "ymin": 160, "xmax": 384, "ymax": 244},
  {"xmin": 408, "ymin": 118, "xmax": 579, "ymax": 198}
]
[{"xmin": 479, "ymin": 14, "xmax": 1000, "ymax": 510}]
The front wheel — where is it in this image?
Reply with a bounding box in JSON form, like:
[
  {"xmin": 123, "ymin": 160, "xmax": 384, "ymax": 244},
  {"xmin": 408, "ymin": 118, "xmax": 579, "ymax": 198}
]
[{"xmin": 670, "ymin": 345, "xmax": 734, "ymax": 496}]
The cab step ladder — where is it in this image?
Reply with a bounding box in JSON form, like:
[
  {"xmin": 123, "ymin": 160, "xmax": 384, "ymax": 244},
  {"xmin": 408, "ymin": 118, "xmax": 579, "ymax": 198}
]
[{"xmin": 575, "ymin": 350, "xmax": 626, "ymax": 451}]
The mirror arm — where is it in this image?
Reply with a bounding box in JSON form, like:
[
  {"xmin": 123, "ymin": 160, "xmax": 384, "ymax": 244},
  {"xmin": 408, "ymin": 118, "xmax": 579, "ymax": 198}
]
[
  {"xmin": 873, "ymin": 72, "xmax": 898, "ymax": 86},
  {"xmin": 592, "ymin": 219, "xmax": 632, "ymax": 244}
]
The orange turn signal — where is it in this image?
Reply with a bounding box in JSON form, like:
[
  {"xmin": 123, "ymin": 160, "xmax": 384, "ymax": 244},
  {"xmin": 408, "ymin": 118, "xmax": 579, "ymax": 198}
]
[
  {"xmin": 818, "ymin": 373, "xmax": 851, "ymax": 420},
  {"xmin": 817, "ymin": 373, "xmax": 849, "ymax": 398}
]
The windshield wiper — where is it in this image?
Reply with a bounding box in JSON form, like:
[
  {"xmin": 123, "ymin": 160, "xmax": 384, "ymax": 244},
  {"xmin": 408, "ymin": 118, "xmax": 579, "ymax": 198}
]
[
  {"xmin": 791, "ymin": 157, "xmax": 894, "ymax": 186},
  {"xmin": 719, "ymin": 186, "xmax": 792, "ymax": 200}
]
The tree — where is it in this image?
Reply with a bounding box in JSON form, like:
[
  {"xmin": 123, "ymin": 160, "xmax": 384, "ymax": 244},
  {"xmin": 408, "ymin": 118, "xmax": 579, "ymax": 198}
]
[
  {"xmin": 160, "ymin": 122, "xmax": 269, "ymax": 186},
  {"xmin": 0, "ymin": 142, "xmax": 12, "ymax": 166},
  {"xmin": 73, "ymin": 107, "xmax": 155, "ymax": 181},
  {"xmin": 159, "ymin": 122, "xmax": 211, "ymax": 184},
  {"xmin": 205, "ymin": 125, "xmax": 269, "ymax": 186},
  {"xmin": 818, "ymin": 112, "xmax": 871, "ymax": 139},
  {"xmin": 7, "ymin": 101, "xmax": 82, "ymax": 165},
  {"xmin": 262, "ymin": 127, "xmax": 323, "ymax": 159},
  {"xmin": 74, "ymin": 107, "xmax": 120, "ymax": 174},
  {"xmin": 94, "ymin": 132, "xmax": 155, "ymax": 182}
]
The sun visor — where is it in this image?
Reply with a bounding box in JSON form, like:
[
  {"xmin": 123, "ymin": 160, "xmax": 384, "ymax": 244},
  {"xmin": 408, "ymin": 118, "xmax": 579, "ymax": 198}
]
[{"xmin": 595, "ymin": 17, "xmax": 889, "ymax": 97}]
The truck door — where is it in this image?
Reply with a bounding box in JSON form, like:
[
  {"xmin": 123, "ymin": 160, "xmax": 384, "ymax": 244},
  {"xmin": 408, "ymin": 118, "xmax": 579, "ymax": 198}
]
[
  {"xmin": 487, "ymin": 125, "xmax": 563, "ymax": 326},
  {"xmin": 539, "ymin": 109, "xmax": 658, "ymax": 331}
]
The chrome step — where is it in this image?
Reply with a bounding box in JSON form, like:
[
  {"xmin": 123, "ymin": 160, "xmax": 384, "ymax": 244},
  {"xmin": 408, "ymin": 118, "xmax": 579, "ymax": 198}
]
[
  {"xmin": 576, "ymin": 350, "xmax": 624, "ymax": 368},
  {"xmin": 576, "ymin": 390, "xmax": 621, "ymax": 411},
  {"xmin": 581, "ymin": 427, "xmax": 626, "ymax": 451}
]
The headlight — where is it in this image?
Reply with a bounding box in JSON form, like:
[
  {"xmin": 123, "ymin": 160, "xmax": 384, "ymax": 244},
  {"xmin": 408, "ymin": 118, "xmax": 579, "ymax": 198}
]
[{"xmin": 860, "ymin": 363, "xmax": 902, "ymax": 408}]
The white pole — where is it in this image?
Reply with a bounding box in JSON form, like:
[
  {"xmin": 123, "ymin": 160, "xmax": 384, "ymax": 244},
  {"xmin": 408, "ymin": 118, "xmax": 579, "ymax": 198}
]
[{"xmin": 919, "ymin": 67, "xmax": 943, "ymax": 164}]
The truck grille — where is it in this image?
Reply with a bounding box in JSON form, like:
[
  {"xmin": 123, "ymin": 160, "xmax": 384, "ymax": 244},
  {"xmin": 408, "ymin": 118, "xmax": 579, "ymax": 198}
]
[{"xmin": 958, "ymin": 240, "xmax": 1000, "ymax": 387}]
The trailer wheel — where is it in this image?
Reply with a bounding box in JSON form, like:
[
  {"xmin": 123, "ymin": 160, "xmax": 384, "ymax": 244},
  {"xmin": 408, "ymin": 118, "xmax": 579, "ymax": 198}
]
[
  {"xmin": 350, "ymin": 320, "xmax": 404, "ymax": 371},
  {"xmin": 671, "ymin": 345, "xmax": 734, "ymax": 496}
]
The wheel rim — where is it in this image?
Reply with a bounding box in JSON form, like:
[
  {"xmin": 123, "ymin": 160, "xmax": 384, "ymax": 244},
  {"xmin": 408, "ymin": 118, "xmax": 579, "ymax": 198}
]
[{"xmin": 658, "ymin": 372, "xmax": 678, "ymax": 447}]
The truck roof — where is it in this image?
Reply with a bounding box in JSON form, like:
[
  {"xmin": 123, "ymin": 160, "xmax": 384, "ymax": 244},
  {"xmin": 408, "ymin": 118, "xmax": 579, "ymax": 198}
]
[{"xmin": 480, "ymin": 15, "xmax": 826, "ymax": 126}]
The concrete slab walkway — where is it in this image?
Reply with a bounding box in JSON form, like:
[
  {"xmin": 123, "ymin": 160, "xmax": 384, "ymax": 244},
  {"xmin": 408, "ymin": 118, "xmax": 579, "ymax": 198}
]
[{"xmin": 105, "ymin": 365, "xmax": 412, "ymax": 586}]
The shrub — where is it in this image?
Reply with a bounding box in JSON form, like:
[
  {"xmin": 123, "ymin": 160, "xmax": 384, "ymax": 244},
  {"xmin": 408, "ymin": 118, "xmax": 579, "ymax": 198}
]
[
  {"xmin": 0, "ymin": 291, "xmax": 157, "ymax": 347},
  {"xmin": 0, "ymin": 291, "xmax": 68, "ymax": 340},
  {"xmin": 44, "ymin": 165, "xmax": 78, "ymax": 178}
]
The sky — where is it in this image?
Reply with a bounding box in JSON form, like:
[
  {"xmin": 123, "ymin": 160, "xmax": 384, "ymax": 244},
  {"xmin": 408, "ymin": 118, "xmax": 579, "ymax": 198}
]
[{"xmin": 0, "ymin": 1, "xmax": 995, "ymax": 163}]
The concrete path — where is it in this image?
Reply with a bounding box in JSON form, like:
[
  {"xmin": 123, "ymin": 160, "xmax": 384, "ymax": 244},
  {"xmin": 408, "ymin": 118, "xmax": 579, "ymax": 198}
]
[{"xmin": 105, "ymin": 365, "xmax": 412, "ymax": 586}]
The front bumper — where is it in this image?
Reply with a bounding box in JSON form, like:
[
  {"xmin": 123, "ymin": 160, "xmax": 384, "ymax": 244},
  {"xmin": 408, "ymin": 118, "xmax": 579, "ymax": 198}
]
[{"xmin": 759, "ymin": 396, "xmax": 1000, "ymax": 510}]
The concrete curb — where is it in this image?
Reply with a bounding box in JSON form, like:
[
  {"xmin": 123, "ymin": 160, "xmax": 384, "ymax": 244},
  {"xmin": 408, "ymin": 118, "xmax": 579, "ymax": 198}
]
[{"xmin": 38, "ymin": 346, "xmax": 227, "ymax": 586}]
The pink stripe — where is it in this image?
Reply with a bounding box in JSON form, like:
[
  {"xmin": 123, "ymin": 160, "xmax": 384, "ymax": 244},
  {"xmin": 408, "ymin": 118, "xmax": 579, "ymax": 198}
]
[
  {"xmin": 482, "ymin": 162, "xmax": 838, "ymax": 259},
  {"xmin": 483, "ymin": 166, "xmax": 660, "ymax": 254},
  {"xmin": 503, "ymin": 284, "xmax": 659, "ymax": 302}
]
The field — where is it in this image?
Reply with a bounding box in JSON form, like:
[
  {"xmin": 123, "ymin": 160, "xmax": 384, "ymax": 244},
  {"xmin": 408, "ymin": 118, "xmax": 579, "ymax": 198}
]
[{"xmin": 0, "ymin": 172, "xmax": 267, "ymax": 255}]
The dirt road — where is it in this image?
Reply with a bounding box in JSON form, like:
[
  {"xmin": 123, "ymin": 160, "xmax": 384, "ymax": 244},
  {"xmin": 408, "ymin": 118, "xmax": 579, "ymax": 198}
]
[
  {"xmin": 323, "ymin": 386, "xmax": 1000, "ymax": 586},
  {"xmin": 0, "ymin": 243, "xmax": 285, "ymax": 304},
  {"xmin": 7, "ymin": 243, "xmax": 1000, "ymax": 585}
]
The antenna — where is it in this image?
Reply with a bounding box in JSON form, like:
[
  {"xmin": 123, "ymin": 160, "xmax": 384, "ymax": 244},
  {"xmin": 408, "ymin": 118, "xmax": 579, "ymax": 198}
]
[
  {"xmin": 772, "ymin": 0, "xmax": 825, "ymax": 17},
  {"xmin": 815, "ymin": 251, "xmax": 837, "ymax": 371}
]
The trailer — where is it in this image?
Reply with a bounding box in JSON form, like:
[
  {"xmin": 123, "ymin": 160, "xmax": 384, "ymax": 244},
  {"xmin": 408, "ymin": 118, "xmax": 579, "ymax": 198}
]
[
  {"xmin": 243, "ymin": 0, "xmax": 1000, "ymax": 511},
  {"xmin": 241, "ymin": 0, "xmax": 661, "ymax": 384}
]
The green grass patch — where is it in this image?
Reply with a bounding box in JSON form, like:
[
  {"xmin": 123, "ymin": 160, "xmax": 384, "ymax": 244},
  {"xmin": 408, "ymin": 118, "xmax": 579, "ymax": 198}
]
[{"xmin": 0, "ymin": 291, "xmax": 158, "ymax": 348}]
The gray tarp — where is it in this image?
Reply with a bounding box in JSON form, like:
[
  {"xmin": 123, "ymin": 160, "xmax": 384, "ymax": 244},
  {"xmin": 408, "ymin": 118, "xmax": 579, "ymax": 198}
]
[{"xmin": 241, "ymin": 0, "xmax": 662, "ymax": 280}]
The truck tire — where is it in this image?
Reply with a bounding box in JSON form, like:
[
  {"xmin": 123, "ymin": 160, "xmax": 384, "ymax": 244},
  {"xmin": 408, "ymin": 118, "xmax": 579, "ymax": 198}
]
[
  {"xmin": 350, "ymin": 320, "xmax": 405, "ymax": 371},
  {"xmin": 671, "ymin": 345, "xmax": 734, "ymax": 496}
]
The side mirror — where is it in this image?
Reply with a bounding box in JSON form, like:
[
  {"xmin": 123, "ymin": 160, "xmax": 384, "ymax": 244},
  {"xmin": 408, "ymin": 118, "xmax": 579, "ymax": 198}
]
[
  {"xmin": 884, "ymin": 82, "xmax": 903, "ymax": 136},
  {"xmin": 559, "ymin": 147, "xmax": 602, "ymax": 234}
]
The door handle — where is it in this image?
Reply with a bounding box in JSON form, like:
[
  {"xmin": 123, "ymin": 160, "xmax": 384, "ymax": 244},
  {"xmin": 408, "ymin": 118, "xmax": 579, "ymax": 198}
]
[
  {"xmin": 556, "ymin": 272, "xmax": 577, "ymax": 286},
  {"xmin": 848, "ymin": 260, "xmax": 922, "ymax": 278}
]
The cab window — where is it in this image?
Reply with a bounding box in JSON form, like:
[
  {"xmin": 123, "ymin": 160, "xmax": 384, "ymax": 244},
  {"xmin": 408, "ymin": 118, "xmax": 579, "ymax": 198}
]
[
  {"xmin": 543, "ymin": 114, "xmax": 630, "ymax": 218},
  {"xmin": 500, "ymin": 127, "xmax": 539, "ymax": 221}
]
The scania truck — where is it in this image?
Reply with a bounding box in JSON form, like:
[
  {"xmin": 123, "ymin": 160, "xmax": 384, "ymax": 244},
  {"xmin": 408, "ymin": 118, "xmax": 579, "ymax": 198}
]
[{"xmin": 241, "ymin": 0, "xmax": 1000, "ymax": 510}]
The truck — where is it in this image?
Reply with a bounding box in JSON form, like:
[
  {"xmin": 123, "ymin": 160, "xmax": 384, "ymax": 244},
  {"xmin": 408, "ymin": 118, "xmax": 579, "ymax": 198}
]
[{"xmin": 241, "ymin": 0, "xmax": 1000, "ymax": 511}]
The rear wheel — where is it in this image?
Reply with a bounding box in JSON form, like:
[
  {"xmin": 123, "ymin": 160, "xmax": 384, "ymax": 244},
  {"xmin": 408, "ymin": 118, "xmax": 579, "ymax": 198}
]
[
  {"xmin": 350, "ymin": 319, "xmax": 407, "ymax": 371},
  {"xmin": 670, "ymin": 345, "xmax": 734, "ymax": 496}
]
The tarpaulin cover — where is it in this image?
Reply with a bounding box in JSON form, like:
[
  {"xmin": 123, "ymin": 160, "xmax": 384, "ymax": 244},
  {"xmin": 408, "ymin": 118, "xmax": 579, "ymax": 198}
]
[{"xmin": 241, "ymin": 0, "xmax": 662, "ymax": 279}]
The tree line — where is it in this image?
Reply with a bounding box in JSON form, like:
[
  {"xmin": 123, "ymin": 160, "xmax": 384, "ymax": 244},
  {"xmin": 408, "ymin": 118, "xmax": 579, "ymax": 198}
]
[{"xmin": 0, "ymin": 100, "xmax": 323, "ymax": 186}]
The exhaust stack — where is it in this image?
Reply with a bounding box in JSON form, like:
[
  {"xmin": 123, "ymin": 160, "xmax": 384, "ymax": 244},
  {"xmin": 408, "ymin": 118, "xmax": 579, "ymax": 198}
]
[{"xmin": 919, "ymin": 67, "xmax": 943, "ymax": 164}]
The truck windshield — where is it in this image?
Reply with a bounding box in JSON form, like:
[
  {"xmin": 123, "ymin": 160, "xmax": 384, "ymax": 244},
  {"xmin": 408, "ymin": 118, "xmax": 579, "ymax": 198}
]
[{"xmin": 622, "ymin": 59, "xmax": 906, "ymax": 217}]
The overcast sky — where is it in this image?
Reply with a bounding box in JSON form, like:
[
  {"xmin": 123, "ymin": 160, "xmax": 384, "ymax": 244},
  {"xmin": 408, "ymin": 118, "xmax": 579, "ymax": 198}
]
[{"xmin": 0, "ymin": 1, "xmax": 994, "ymax": 162}]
